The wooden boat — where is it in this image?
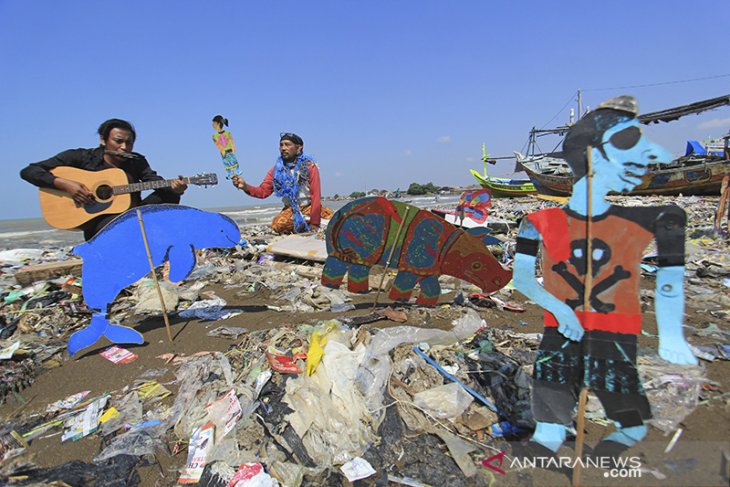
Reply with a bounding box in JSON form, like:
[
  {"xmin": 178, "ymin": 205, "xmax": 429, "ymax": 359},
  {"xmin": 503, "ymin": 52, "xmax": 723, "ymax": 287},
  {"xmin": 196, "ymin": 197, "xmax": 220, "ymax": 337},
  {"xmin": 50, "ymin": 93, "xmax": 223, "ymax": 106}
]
[
  {"xmin": 514, "ymin": 93, "xmax": 730, "ymax": 196},
  {"xmin": 469, "ymin": 145, "xmax": 537, "ymax": 197},
  {"xmin": 516, "ymin": 150, "xmax": 729, "ymax": 196},
  {"xmin": 469, "ymin": 169, "xmax": 537, "ymax": 197}
]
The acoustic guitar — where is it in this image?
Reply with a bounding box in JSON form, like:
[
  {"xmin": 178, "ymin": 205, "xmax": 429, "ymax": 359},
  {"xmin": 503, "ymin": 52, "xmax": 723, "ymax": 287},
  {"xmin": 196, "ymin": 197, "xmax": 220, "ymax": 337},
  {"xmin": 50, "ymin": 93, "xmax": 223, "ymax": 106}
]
[{"xmin": 39, "ymin": 166, "xmax": 218, "ymax": 230}]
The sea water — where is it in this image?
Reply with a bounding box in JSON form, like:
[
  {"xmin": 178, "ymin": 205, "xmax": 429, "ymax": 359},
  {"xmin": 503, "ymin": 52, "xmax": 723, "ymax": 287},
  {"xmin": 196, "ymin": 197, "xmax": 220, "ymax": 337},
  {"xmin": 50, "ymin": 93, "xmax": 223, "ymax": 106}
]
[{"xmin": 0, "ymin": 195, "xmax": 456, "ymax": 251}]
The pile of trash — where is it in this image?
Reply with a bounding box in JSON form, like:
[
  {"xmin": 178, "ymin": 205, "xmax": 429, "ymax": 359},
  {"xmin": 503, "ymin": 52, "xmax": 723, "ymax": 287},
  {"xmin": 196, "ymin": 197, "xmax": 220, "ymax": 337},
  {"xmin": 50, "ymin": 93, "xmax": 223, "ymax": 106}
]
[{"xmin": 0, "ymin": 194, "xmax": 727, "ymax": 486}]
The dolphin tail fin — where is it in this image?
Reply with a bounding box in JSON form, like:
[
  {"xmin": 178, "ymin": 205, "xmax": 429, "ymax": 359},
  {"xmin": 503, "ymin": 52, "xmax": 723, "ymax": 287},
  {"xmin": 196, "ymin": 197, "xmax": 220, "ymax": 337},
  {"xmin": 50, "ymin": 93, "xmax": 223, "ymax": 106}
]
[
  {"xmin": 103, "ymin": 323, "xmax": 144, "ymax": 346},
  {"xmin": 67, "ymin": 313, "xmax": 144, "ymax": 356},
  {"xmin": 68, "ymin": 313, "xmax": 107, "ymax": 356}
]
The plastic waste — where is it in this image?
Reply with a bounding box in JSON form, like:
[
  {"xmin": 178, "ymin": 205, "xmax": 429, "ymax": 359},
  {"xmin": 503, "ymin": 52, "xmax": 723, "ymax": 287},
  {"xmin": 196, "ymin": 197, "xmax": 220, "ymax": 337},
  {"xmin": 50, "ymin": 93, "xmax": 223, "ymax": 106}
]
[
  {"xmin": 208, "ymin": 326, "xmax": 249, "ymax": 339},
  {"xmin": 340, "ymin": 457, "xmax": 376, "ymax": 482},
  {"xmin": 227, "ymin": 462, "xmax": 279, "ymax": 487},
  {"xmin": 179, "ymin": 295, "xmax": 242, "ymax": 321},
  {"xmin": 356, "ymin": 309, "xmax": 485, "ymax": 421},
  {"xmin": 101, "ymin": 391, "xmax": 143, "ymax": 436},
  {"xmin": 413, "ymin": 382, "xmax": 473, "ymax": 419},
  {"xmin": 435, "ymin": 431, "xmax": 477, "ymax": 477},
  {"xmin": 0, "ymin": 248, "xmax": 45, "ymax": 263},
  {"xmin": 283, "ymin": 337, "xmax": 372, "ymax": 466},
  {"xmin": 133, "ymin": 279, "xmax": 180, "ymax": 314},
  {"xmin": 305, "ymin": 321, "xmax": 337, "ymax": 376},
  {"xmin": 639, "ymin": 355, "xmax": 707, "ymax": 434}
]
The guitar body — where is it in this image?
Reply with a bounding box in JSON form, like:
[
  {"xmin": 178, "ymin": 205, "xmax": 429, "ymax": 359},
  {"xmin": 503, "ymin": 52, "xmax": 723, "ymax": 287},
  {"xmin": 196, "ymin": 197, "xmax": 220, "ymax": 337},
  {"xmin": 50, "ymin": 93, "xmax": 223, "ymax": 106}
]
[{"xmin": 39, "ymin": 167, "xmax": 132, "ymax": 230}]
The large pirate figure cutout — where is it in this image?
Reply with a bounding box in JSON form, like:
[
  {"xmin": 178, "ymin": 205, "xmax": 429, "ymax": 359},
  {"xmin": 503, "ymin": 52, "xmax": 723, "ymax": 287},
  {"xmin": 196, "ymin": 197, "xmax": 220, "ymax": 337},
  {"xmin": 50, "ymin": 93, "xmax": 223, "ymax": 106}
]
[{"xmin": 513, "ymin": 96, "xmax": 697, "ymax": 459}]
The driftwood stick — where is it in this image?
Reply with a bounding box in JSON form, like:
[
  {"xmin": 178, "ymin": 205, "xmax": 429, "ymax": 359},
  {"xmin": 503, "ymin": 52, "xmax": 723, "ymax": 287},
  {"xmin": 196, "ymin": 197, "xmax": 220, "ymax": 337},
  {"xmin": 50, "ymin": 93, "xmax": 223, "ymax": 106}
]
[
  {"xmin": 136, "ymin": 209, "xmax": 173, "ymax": 344},
  {"xmin": 573, "ymin": 147, "xmax": 595, "ymax": 487}
]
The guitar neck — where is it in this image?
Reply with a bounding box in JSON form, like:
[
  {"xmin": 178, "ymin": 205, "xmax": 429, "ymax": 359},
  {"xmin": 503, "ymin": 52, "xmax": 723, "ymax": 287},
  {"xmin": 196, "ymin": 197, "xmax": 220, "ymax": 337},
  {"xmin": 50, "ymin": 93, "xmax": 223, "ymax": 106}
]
[{"xmin": 112, "ymin": 178, "xmax": 188, "ymax": 195}]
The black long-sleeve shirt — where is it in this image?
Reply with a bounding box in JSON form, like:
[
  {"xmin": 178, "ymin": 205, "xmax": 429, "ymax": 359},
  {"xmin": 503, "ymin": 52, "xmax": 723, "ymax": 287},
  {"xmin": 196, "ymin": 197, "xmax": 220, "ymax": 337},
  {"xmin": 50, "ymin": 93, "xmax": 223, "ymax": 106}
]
[{"xmin": 20, "ymin": 146, "xmax": 180, "ymax": 204}]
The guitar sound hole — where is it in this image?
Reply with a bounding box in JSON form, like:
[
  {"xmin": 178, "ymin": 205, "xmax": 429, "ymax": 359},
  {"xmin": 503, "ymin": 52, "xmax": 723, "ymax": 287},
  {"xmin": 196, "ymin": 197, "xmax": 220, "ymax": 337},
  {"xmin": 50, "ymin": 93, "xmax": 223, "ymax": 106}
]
[{"xmin": 95, "ymin": 185, "xmax": 113, "ymax": 201}]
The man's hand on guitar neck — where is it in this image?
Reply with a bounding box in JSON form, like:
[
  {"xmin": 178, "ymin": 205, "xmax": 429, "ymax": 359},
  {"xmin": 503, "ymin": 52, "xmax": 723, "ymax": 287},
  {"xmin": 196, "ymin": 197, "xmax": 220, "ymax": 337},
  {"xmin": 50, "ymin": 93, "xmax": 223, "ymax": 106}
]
[
  {"xmin": 53, "ymin": 178, "xmax": 95, "ymax": 206},
  {"xmin": 171, "ymin": 175, "xmax": 188, "ymax": 195}
]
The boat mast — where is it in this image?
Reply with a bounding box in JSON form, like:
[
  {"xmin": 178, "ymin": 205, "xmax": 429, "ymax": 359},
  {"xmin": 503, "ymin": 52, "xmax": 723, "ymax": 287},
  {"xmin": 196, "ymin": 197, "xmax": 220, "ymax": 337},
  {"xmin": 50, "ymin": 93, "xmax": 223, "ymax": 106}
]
[{"xmin": 577, "ymin": 89, "xmax": 583, "ymax": 119}]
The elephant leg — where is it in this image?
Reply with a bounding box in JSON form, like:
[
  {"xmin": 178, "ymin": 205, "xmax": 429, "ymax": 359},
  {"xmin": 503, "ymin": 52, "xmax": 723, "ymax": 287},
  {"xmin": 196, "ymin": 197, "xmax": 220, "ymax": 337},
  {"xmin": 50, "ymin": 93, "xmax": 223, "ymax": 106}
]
[
  {"xmin": 416, "ymin": 275, "xmax": 441, "ymax": 306},
  {"xmin": 347, "ymin": 263, "xmax": 371, "ymax": 293},
  {"xmin": 321, "ymin": 256, "xmax": 348, "ymax": 289},
  {"xmin": 389, "ymin": 271, "xmax": 419, "ymax": 302}
]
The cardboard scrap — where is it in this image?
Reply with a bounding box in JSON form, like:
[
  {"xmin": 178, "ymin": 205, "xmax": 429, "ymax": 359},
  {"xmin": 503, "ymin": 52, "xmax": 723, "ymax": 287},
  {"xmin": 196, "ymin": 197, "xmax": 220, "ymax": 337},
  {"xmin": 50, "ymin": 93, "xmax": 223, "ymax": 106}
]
[
  {"xmin": 340, "ymin": 457, "xmax": 377, "ymax": 482},
  {"xmin": 61, "ymin": 395, "xmax": 109, "ymax": 442},
  {"xmin": 206, "ymin": 389, "xmax": 243, "ymax": 443},
  {"xmin": 179, "ymin": 422, "xmax": 215, "ymax": 484},
  {"xmin": 46, "ymin": 390, "xmax": 90, "ymax": 414},
  {"xmin": 135, "ymin": 381, "xmax": 172, "ymax": 402},
  {"xmin": 100, "ymin": 346, "xmax": 138, "ymax": 364}
]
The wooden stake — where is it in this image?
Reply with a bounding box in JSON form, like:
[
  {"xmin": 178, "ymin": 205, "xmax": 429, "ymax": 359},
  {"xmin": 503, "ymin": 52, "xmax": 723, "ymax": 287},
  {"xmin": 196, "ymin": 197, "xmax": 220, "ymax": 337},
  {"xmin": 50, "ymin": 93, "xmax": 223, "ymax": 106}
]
[
  {"xmin": 136, "ymin": 209, "xmax": 173, "ymax": 344},
  {"xmin": 372, "ymin": 206, "xmax": 410, "ymax": 310},
  {"xmin": 573, "ymin": 387, "xmax": 590, "ymax": 486},
  {"xmin": 573, "ymin": 147, "xmax": 595, "ymax": 487}
]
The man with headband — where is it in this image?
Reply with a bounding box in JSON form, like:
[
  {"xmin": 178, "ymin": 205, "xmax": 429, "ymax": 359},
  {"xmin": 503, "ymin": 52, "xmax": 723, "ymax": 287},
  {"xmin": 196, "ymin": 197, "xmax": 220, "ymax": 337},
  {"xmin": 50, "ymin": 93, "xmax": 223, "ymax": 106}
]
[
  {"xmin": 21, "ymin": 118, "xmax": 187, "ymax": 240},
  {"xmin": 232, "ymin": 132, "xmax": 333, "ymax": 233}
]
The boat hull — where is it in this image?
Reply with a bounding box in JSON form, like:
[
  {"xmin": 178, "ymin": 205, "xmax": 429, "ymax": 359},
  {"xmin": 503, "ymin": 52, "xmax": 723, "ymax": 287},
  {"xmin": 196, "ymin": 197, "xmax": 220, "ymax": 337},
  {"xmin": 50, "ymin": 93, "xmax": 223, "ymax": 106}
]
[
  {"xmin": 521, "ymin": 158, "xmax": 729, "ymax": 197},
  {"xmin": 469, "ymin": 170, "xmax": 537, "ymax": 197}
]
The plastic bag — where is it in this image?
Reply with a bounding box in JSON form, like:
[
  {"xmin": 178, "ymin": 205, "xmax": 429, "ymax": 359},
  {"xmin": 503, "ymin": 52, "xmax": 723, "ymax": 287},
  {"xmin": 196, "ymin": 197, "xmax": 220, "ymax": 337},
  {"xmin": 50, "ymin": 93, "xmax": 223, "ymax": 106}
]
[
  {"xmin": 356, "ymin": 309, "xmax": 485, "ymax": 421},
  {"xmin": 283, "ymin": 338, "xmax": 372, "ymax": 466},
  {"xmin": 94, "ymin": 424, "xmax": 165, "ymax": 462},
  {"xmin": 133, "ymin": 279, "xmax": 180, "ymax": 314},
  {"xmin": 639, "ymin": 355, "xmax": 707, "ymax": 433},
  {"xmin": 413, "ymin": 382, "xmax": 473, "ymax": 419},
  {"xmin": 101, "ymin": 392, "xmax": 142, "ymax": 436}
]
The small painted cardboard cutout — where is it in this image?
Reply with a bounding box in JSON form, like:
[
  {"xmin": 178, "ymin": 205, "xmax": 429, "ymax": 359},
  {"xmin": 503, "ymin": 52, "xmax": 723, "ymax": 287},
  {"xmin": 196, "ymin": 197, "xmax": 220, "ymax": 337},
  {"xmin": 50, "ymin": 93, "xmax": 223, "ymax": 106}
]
[
  {"xmin": 68, "ymin": 205, "xmax": 240, "ymax": 356},
  {"xmin": 513, "ymin": 96, "xmax": 697, "ymax": 455},
  {"xmin": 321, "ymin": 196, "xmax": 511, "ymax": 305},
  {"xmin": 212, "ymin": 116, "xmax": 242, "ymax": 180},
  {"xmin": 456, "ymin": 189, "xmax": 492, "ymax": 223}
]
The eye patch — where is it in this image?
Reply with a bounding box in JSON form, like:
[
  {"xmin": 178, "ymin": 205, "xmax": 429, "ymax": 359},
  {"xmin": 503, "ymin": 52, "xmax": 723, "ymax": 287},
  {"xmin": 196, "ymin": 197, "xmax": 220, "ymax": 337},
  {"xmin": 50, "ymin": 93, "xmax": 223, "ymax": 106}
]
[{"xmin": 608, "ymin": 126, "xmax": 641, "ymax": 150}]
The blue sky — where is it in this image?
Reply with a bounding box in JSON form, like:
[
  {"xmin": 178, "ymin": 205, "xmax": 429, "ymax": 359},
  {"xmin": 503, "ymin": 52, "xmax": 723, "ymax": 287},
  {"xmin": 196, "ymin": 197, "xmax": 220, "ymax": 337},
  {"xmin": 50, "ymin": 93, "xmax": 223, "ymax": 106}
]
[{"xmin": 2, "ymin": 0, "xmax": 729, "ymax": 220}]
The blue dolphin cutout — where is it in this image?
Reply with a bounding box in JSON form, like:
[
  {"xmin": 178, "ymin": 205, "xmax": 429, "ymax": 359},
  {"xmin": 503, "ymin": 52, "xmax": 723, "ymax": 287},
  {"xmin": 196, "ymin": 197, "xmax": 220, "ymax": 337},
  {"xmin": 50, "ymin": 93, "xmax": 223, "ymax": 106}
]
[{"xmin": 68, "ymin": 205, "xmax": 241, "ymax": 356}]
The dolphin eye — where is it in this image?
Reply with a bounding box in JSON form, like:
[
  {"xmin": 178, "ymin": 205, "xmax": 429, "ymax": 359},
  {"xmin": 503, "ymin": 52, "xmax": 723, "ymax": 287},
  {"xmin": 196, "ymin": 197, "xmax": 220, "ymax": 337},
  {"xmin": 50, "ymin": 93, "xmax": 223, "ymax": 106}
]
[{"xmin": 609, "ymin": 126, "xmax": 641, "ymax": 150}]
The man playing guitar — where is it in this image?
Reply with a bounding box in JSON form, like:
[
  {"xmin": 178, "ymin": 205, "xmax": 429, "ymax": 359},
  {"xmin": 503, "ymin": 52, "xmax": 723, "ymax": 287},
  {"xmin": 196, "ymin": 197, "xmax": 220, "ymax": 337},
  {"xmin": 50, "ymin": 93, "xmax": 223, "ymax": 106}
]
[{"xmin": 21, "ymin": 119, "xmax": 187, "ymax": 240}]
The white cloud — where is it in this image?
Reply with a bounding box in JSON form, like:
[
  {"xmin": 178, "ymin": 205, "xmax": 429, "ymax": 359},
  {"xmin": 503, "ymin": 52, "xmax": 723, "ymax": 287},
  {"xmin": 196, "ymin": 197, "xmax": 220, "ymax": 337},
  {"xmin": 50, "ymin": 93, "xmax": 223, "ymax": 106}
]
[
  {"xmin": 697, "ymin": 117, "xmax": 730, "ymax": 130},
  {"xmin": 404, "ymin": 149, "xmax": 412, "ymax": 156},
  {"xmin": 436, "ymin": 135, "xmax": 451, "ymax": 143}
]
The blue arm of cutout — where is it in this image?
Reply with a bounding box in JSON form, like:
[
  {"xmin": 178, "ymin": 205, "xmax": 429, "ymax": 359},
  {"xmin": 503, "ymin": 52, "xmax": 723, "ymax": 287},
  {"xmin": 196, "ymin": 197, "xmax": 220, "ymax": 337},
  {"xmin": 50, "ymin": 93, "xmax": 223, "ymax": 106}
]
[
  {"xmin": 513, "ymin": 219, "xmax": 584, "ymax": 342},
  {"xmin": 656, "ymin": 265, "xmax": 697, "ymax": 365}
]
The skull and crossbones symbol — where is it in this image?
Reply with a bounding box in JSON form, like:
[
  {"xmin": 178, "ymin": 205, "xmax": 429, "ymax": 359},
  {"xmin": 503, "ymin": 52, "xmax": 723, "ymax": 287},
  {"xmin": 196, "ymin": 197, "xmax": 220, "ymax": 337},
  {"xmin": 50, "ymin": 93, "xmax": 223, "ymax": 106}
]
[{"xmin": 551, "ymin": 238, "xmax": 631, "ymax": 313}]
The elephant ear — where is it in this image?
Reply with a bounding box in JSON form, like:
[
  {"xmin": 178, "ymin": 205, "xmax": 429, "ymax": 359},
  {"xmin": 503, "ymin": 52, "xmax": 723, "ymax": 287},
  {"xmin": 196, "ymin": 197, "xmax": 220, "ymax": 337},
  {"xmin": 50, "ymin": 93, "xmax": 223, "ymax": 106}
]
[
  {"xmin": 167, "ymin": 244, "xmax": 197, "ymax": 282},
  {"xmin": 466, "ymin": 227, "xmax": 501, "ymax": 246}
]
